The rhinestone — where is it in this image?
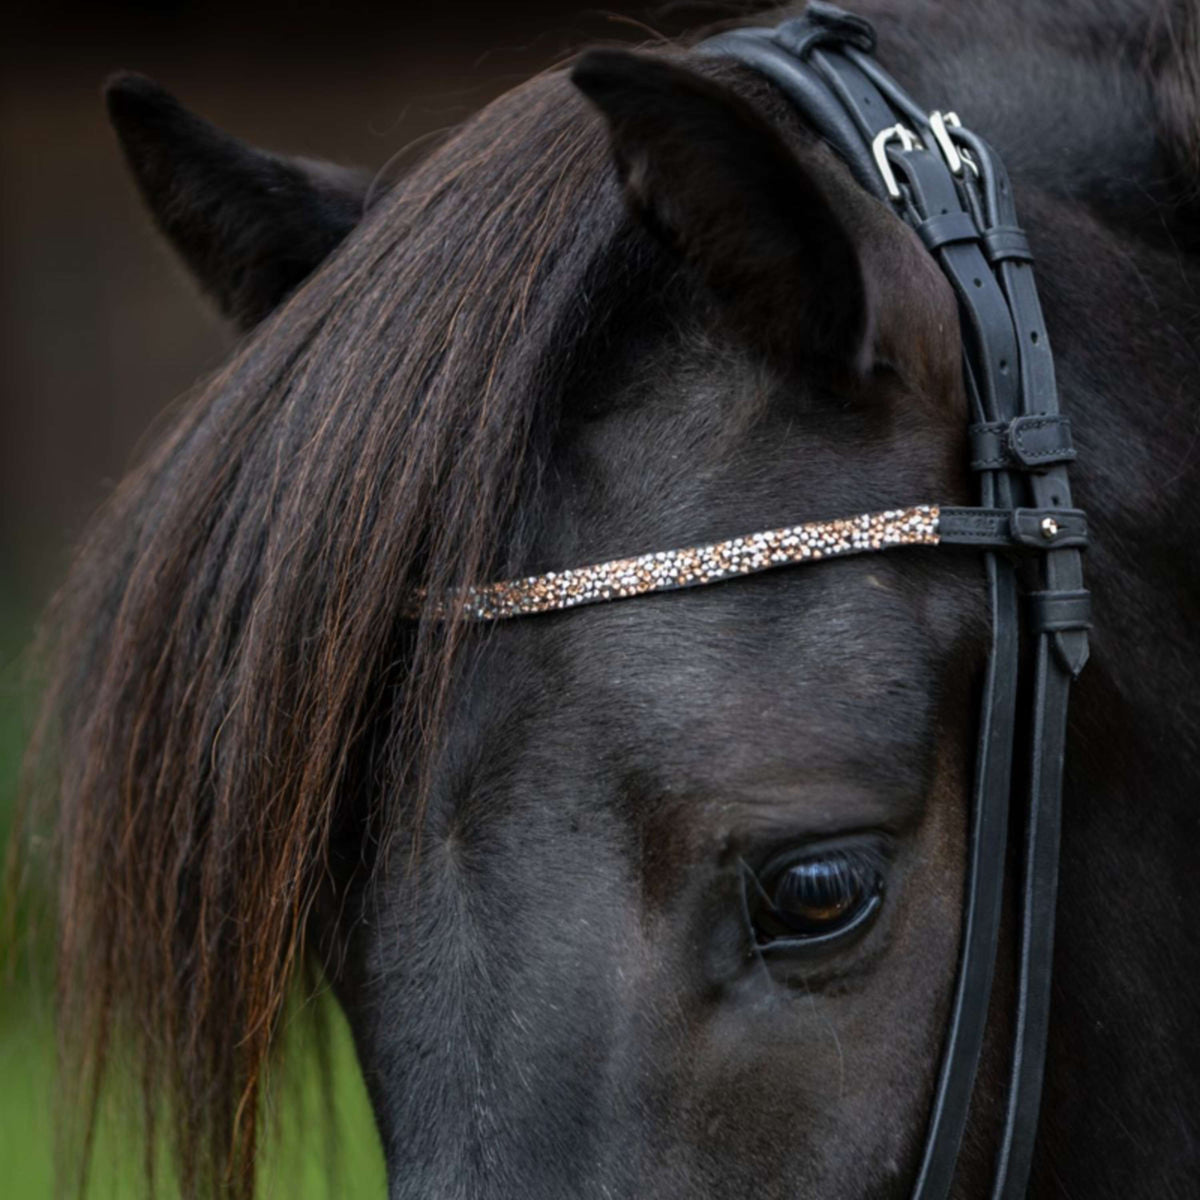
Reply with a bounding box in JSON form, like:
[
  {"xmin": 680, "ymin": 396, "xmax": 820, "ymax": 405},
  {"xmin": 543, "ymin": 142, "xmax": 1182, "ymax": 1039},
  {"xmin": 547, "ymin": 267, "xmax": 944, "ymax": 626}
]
[{"xmin": 421, "ymin": 504, "xmax": 943, "ymax": 620}]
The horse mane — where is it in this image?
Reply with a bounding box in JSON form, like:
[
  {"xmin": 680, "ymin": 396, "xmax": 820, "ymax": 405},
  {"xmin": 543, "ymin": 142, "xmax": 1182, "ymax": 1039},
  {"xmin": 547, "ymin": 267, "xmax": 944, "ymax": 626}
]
[
  {"xmin": 13, "ymin": 2, "xmax": 1200, "ymax": 1197},
  {"xmin": 27, "ymin": 64, "xmax": 629, "ymax": 1198},
  {"xmin": 1155, "ymin": 0, "xmax": 1200, "ymax": 193},
  {"xmin": 1034, "ymin": 0, "xmax": 1200, "ymax": 198}
]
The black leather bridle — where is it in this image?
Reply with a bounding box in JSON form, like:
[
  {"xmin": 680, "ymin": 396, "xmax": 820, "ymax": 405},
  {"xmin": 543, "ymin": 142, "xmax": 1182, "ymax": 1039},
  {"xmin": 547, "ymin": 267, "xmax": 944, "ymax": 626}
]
[
  {"xmin": 450, "ymin": 4, "xmax": 1090, "ymax": 1195},
  {"xmin": 700, "ymin": 7, "xmax": 1090, "ymax": 1196}
]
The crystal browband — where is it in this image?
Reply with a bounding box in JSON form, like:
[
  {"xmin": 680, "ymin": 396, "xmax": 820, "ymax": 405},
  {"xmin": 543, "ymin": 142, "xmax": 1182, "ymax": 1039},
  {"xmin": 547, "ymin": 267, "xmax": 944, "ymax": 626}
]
[
  {"xmin": 419, "ymin": 503, "xmax": 1088, "ymax": 621},
  {"xmin": 434, "ymin": 505, "xmax": 938, "ymax": 620}
]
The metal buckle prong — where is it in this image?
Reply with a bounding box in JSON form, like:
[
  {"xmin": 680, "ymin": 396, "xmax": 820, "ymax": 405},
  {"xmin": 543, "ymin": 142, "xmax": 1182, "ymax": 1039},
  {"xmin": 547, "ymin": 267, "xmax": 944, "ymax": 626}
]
[
  {"xmin": 929, "ymin": 110, "xmax": 979, "ymax": 178},
  {"xmin": 929, "ymin": 111, "xmax": 964, "ymax": 174},
  {"xmin": 871, "ymin": 123, "xmax": 922, "ymax": 200}
]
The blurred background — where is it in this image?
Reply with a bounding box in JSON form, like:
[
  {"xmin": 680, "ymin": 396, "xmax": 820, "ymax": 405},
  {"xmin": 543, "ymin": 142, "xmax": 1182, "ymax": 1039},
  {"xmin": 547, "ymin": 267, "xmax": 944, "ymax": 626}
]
[{"xmin": 0, "ymin": 1, "xmax": 715, "ymax": 1192}]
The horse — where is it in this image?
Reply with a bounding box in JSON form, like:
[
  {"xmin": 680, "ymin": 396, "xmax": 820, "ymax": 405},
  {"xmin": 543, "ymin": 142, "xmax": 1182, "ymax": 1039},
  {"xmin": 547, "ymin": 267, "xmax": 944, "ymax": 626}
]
[{"xmin": 19, "ymin": 0, "xmax": 1200, "ymax": 1196}]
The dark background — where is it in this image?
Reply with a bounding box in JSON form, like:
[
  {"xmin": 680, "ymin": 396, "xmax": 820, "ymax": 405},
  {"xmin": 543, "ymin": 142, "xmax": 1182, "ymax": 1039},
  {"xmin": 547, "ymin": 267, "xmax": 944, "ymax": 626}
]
[
  {"xmin": 0, "ymin": 4, "xmax": 735, "ymax": 1190},
  {"xmin": 1, "ymin": 0, "xmax": 726, "ymax": 619}
]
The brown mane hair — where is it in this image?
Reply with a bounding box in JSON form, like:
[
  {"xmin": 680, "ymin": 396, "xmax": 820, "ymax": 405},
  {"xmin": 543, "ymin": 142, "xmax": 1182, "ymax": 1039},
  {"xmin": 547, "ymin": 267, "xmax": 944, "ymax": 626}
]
[
  {"xmin": 1155, "ymin": 0, "xmax": 1200, "ymax": 193},
  {"xmin": 26, "ymin": 66, "xmax": 626, "ymax": 1198},
  {"xmin": 13, "ymin": 2, "xmax": 1200, "ymax": 1196}
]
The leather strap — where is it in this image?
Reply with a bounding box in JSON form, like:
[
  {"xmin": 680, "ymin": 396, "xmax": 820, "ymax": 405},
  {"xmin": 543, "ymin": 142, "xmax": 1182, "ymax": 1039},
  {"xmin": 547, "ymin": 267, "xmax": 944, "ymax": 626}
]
[
  {"xmin": 939, "ymin": 506, "xmax": 1087, "ymax": 549},
  {"xmin": 771, "ymin": 1, "xmax": 875, "ymax": 58},
  {"xmin": 699, "ymin": 33, "xmax": 888, "ymax": 196},
  {"xmin": 700, "ymin": 7, "xmax": 1090, "ymax": 1199},
  {"xmin": 890, "ymin": 137, "xmax": 1025, "ymax": 1200},
  {"xmin": 962, "ymin": 122, "xmax": 1086, "ymax": 1200},
  {"xmin": 918, "ymin": 211, "xmax": 983, "ymax": 252},
  {"xmin": 1027, "ymin": 590, "xmax": 1092, "ymax": 634},
  {"xmin": 983, "ymin": 226, "xmax": 1034, "ymax": 264},
  {"xmin": 969, "ymin": 416, "xmax": 1076, "ymax": 471}
]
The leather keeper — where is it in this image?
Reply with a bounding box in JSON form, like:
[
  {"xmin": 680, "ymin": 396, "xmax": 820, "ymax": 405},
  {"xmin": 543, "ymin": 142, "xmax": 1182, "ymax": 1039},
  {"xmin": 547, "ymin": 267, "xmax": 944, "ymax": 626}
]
[
  {"xmin": 982, "ymin": 226, "xmax": 1033, "ymax": 263},
  {"xmin": 917, "ymin": 211, "xmax": 980, "ymax": 253},
  {"xmin": 969, "ymin": 415, "xmax": 1075, "ymax": 471},
  {"xmin": 774, "ymin": 3, "xmax": 876, "ymax": 57},
  {"xmin": 938, "ymin": 506, "xmax": 1088, "ymax": 549},
  {"xmin": 1010, "ymin": 507, "xmax": 1088, "ymax": 548},
  {"xmin": 1027, "ymin": 589, "xmax": 1092, "ymax": 634}
]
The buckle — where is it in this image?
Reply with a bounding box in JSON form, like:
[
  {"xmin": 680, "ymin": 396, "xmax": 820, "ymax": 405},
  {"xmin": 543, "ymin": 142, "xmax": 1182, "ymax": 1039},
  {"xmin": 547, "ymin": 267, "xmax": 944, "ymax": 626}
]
[
  {"xmin": 872, "ymin": 123, "xmax": 922, "ymax": 200},
  {"xmin": 928, "ymin": 111, "xmax": 978, "ymax": 178}
]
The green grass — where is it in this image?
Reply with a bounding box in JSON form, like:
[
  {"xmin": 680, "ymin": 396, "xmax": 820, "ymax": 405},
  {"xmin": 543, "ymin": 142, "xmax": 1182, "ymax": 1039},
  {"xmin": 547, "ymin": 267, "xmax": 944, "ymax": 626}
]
[{"xmin": 0, "ymin": 598, "xmax": 387, "ymax": 1198}]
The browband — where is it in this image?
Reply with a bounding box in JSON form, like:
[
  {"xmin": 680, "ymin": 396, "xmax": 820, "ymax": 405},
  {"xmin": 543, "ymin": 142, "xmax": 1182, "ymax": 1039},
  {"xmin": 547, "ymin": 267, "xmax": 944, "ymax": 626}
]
[
  {"xmin": 434, "ymin": 7, "xmax": 1089, "ymax": 1199},
  {"xmin": 440, "ymin": 505, "xmax": 1086, "ymax": 621}
]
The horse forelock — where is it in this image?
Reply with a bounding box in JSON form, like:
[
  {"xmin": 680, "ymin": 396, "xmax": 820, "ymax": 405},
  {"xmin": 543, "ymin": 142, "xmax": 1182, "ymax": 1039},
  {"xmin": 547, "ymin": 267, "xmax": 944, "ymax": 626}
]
[
  {"xmin": 19, "ymin": 3, "xmax": 1200, "ymax": 1196},
  {"xmin": 1155, "ymin": 0, "xmax": 1200, "ymax": 194},
  {"xmin": 30, "ymin": 65, "xmax": 631, "ymax": 1198}
]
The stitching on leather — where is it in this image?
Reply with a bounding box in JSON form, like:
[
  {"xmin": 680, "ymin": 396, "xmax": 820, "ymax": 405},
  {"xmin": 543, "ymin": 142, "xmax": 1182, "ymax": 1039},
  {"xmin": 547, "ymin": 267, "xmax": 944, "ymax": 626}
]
[
  {"xmin": 971, "ymin": 420, "xmax": 1077, "ymax": 470},
  {"xmin": 968, "ymin": 423, "xmax": 1009, "ymax": 470},
  {"xmin": 1012, "ymin": 511, "xmax": 1086, "ymax": 543},
  {"xmin": 942, "ymin": 511, "xmax": 1005, "ymax": 535},
  {"xmin": 1011, "ymin": 416, "xmax": 1074, "ymax": 464}
]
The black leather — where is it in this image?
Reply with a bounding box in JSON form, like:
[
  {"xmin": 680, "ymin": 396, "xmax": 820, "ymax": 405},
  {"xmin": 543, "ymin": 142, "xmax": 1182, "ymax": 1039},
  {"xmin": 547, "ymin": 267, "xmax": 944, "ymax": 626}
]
[
  {"xmin": 918, "ymin": 211, "xmax": 984, "ymax": 252},
  {"xmin": 701, "ymin": 32, "xmax": 888, "ymax": 196},
  {"xmin": 773, "ymin": 1, "xmax": 875, "ymax": 58},
  {"xmin": 1009, "ymin": 415, "xmax": 1076, "ymax": 467},
  {"xmin": 1027, "ymin": 589, "xmax": 1092, "ymax": 633},
  {"xmin": 938, "ymin": 506, "xmax": 1088, "ymax": 549},
  {"xmin": 969, "ymin": 416, "xmax": 1076, "ymax": 471},
  {"xmin": 982, "ymin": 226, "xmax": 1034, "ymax": 264},
  {"xmin": 700, "ymin": 8, "xmax": 1090, "ymax": 1199},
  {"xmin": 964, "ymin": 119, "xmax": 1085, "ymax": 1200},
  {"xmin": 890, "ymin": 139, "xmax": 1027, "ymax": 1200}
]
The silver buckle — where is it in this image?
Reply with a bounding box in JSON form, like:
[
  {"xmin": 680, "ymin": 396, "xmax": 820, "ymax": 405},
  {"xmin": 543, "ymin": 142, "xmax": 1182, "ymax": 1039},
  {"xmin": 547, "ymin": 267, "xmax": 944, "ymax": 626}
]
[
  {"xmin": 871, "ymin": 123, "xmax": 922, "ymax": 200},
  {"xmin": 929, "ymin": 111, "xmax": 978, "ymax": 178}
]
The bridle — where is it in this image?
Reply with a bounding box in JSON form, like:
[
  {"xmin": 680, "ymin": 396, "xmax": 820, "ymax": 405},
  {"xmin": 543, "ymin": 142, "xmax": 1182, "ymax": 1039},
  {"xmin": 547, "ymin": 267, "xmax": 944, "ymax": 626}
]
[{"xmin": 441, "ymin": 4, "xmax": 1092, "ymax": 1196}]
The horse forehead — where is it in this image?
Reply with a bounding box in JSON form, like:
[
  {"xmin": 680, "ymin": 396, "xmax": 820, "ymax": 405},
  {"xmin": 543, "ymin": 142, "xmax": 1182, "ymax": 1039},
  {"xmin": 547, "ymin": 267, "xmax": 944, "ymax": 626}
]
[
  {"xmin": 547, "ymin": 329, "xmax": 961, "ymax": 568},
  {"xmin": 457, "ymin": 554, "xmax": 953, "ymax": 813}
]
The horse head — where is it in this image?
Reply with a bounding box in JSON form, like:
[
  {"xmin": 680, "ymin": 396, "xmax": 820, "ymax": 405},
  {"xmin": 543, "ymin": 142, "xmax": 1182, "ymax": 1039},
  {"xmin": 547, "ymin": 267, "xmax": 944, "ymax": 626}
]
[{"xmin": 30, "ymin": 2, "xmax": 1200, "ymax": 1196}]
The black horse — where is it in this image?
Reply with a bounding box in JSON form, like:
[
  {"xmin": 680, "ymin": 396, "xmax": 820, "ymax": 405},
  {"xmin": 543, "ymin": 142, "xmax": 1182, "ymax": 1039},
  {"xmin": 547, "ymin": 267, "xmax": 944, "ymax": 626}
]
[{"xmin": 22, "ymin": 1, "xmax": 1200, "ymax": 1196}]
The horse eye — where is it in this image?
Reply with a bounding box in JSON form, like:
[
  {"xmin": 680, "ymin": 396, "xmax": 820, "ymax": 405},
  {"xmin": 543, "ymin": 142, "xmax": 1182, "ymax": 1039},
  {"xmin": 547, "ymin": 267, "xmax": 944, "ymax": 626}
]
[{"xmin": 751, "ymin": 846, "xmax": 884, "ymax": 949}]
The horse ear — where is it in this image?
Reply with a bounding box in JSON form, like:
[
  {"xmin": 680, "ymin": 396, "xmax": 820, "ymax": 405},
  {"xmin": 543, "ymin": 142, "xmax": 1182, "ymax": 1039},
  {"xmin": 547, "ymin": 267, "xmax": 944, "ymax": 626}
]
[
  {"xmin": 571, "ymin": 49, "xmax": 874, "ymax": 373},
  {"xmin": 105, "ymin": 73, "xmax": 370, "ymax": 330}
]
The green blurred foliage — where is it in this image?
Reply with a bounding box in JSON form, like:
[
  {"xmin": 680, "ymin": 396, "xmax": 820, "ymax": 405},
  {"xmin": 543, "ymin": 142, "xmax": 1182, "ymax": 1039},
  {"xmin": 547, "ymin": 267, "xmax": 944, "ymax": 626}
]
[{"xmin": 0, "ymin": 592, "xmax": 387, "ymax": 1198}]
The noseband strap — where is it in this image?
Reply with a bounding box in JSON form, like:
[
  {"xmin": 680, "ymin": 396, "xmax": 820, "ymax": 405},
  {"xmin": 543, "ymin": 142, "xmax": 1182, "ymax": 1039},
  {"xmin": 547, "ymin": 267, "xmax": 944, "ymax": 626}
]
[{"xmin": 700, "ymin": 6, "xmax": 1088, "ymax": 1197}]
